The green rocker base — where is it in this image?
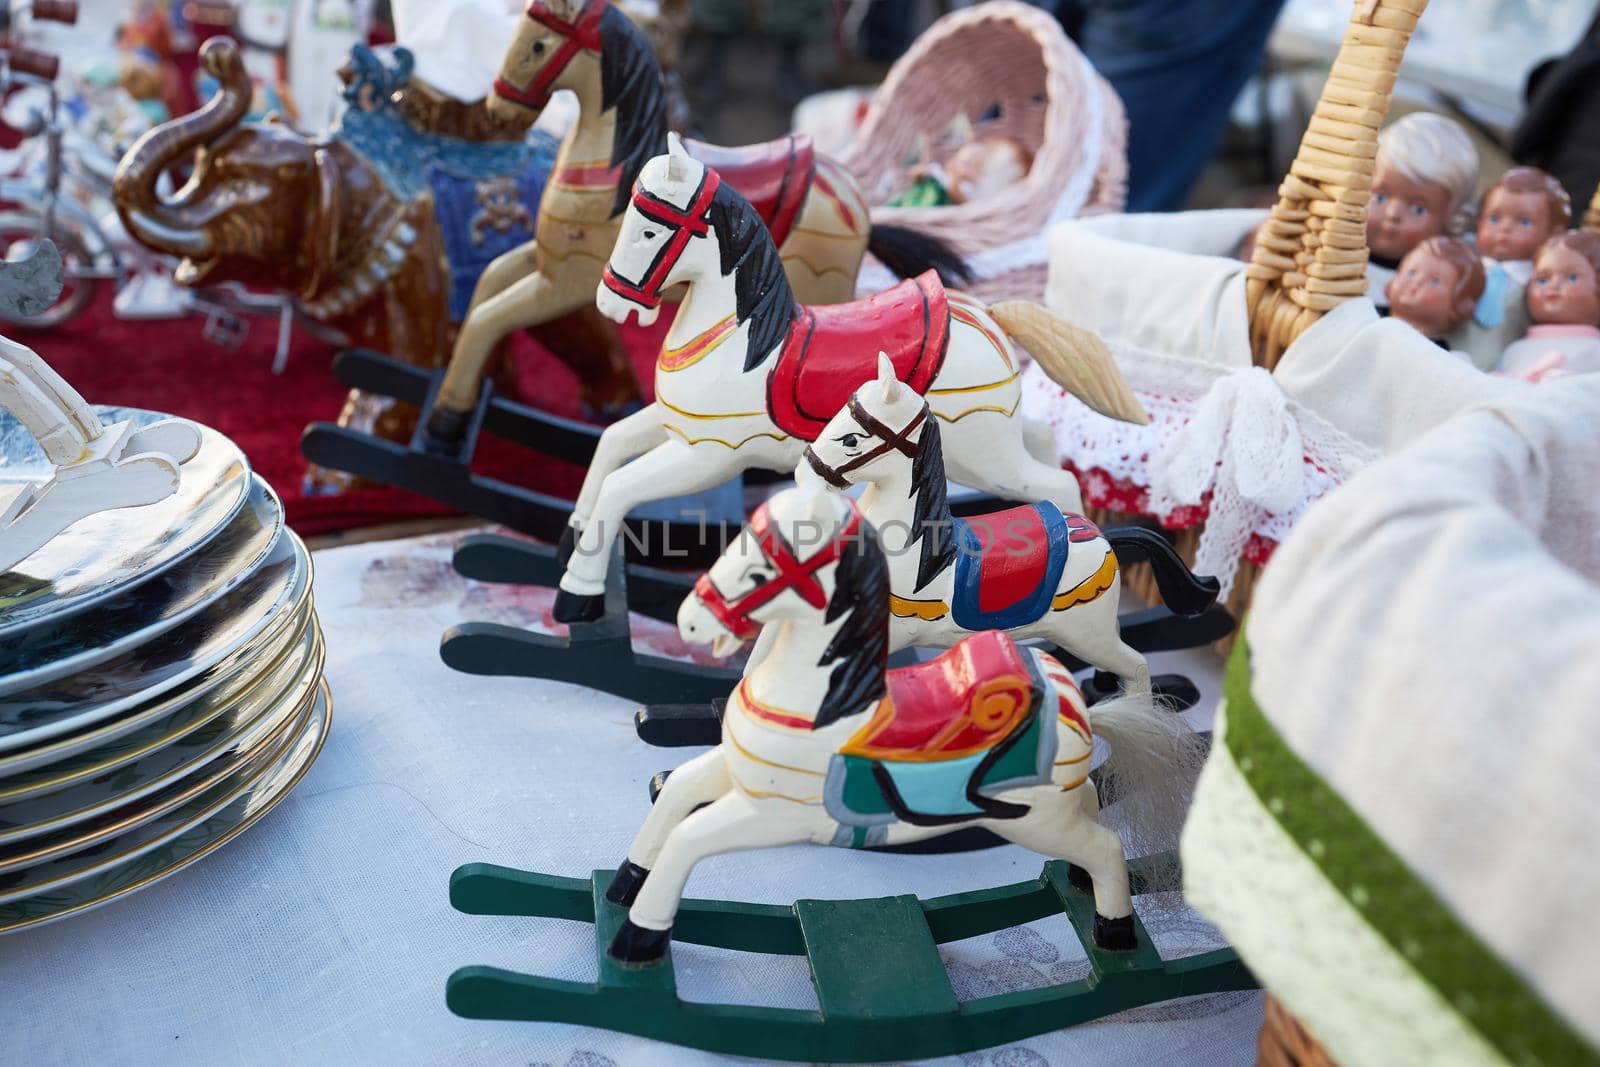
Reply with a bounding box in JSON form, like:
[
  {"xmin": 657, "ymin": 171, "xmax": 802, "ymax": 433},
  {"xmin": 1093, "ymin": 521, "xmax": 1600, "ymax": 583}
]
[{"xmin": 445, "ymin": 853, "xmax": 1256, "ymax": 1062}]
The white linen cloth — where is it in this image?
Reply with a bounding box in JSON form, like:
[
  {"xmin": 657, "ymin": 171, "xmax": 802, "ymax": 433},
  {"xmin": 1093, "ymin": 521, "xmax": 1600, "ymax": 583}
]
[
  {"xmin": 0, "ymin": 531, "xmax": 1255, "ymax": 1065},
  {"xmin": 1187, "ymin": 375, "xmax": 1600, "ymax": 1064}
]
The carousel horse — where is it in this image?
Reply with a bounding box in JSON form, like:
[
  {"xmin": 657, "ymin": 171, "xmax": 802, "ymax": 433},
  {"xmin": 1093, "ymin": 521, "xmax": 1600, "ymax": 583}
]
[
  {"xmin": 424, "ymin": 0, "xmax": 965, "ymax": 438},
  {"xmin": 799, "ymin": 357, "xmax": 1219, "ymax": 697},
  {"xmin": 555, "ymin": 136, "xmax": 1146, "ymax": 622},
  {"xmin": 602, "ymin": 485, "xmax": 1196, "ymax": 963}
]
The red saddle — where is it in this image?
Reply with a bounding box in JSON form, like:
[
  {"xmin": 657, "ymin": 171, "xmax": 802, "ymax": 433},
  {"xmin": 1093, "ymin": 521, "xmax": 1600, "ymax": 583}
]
[
  {"xmin": 842, "ymin": 632, "xmax": 1039, "ymax": 761},
  {"xmin": 685, "ymin": 135, "xmax": 815, "ymax": 249},
  {"xmin": 767, "ymin": 271, "xmax": 950, "ymax": 441}
]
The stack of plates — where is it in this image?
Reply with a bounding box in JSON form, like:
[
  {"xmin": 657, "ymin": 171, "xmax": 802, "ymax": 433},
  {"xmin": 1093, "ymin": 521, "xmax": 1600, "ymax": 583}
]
[{"xmin": 0, "ymin": 407, "xmax": 328, "ymax": 933}]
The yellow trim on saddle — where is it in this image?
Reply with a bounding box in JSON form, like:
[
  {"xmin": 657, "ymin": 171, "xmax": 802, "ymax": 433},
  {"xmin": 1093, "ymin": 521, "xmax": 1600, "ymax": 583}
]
[
  {"xmin": 1051, "ymin": 552, "xmax": 1118, "ymax": 612},
  {"xmin": 937, "ymin": 401, "xmax": 1022, "ymax": 423},
  {"xmin": 1054, "ymin": 750, "xmax": 1092, "ymax": 766},
  {"xmin": 658, "ymin": 313, "xmax": 736, "ymax": 372},
  {"xmin": 839, "ymin": 674, "xmax": 1034, "ymax": 762},
  {"xmin": 1057, "ymin": 772, "xmax": 1090, "ymax": 792},
  {"xmin": 889, "ymin": 594, "xmax": 949, "ymax": 621},
  {"xmin": 926, "ymin": 370, "xmax": 1021, "ymax": 396}
]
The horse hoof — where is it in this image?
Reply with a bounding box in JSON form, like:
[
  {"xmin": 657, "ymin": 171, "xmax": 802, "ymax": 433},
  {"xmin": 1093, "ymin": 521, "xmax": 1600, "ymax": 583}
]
[
  {"xmin": 604, "ymin": 860, "xmax": 651, "ymax": 907},
  {"xmin": 556, "ymin": 525, "xmax": 579, "ymax": 569},
  {"xmin": 647, "ymin": 770, "xmax": 670, "ymax": 803},
  {"xmin": 608, "ymin": 919, "xmax": 672, "ymax": 964},
  {"xmin": 424, "ymin": 406, "xmax": 467, "ymax": 447},
  {"xmin": 1094, "ymin": 913, "xmax": 1137, "ymax": 951},
  {"xmin": 552, "ymin": 589, "xmax": 604, "ymax": 623},
  {"xmin": 1067, "ymin": 863, "xmax": 1093, "ymax": 892}
]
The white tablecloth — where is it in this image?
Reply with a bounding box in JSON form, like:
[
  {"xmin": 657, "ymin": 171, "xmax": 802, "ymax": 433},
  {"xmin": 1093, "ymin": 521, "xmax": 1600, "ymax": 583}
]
[{"xmin": 1, "ymin": 530, "xmax": 1259, "ymax": 1066}]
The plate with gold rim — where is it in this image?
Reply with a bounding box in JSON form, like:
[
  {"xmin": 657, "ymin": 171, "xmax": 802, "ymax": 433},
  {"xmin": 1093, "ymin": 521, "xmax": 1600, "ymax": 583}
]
[
  {"xmin": 0, "ymin": 682, "xmax": 328, "ymax": 933},
  {"xmin": 0, "ymin": 409, "xmax": 250, "ymax": 636},
  {"xmin": 0, "ymin": 669, "xmax": 317, "ymax": 877},
  {"xmin": 0, "ymin": 531, "xmax": 313, "ymax": 753},
  {"xmin": 0, "ymin": 625, "xmax": 323, "ymax": 846},
  {"xmin": 0, "ymin": 614, "xmax": 318, "ymax": 801},
  {"xmin": 0, "ymin": 476, "xmax": 284, "ymax": 695},
  {"xmin": 0, "ymin": 584, "xmax": 312, "ymax": 781}
]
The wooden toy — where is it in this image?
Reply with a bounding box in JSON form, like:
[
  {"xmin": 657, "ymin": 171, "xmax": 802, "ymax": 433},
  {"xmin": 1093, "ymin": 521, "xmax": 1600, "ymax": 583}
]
[
  {"xmin": 114, "ymin": 36, "xmax": 573, "ymax": 450},
  {"xmin": 0, "ymin": 242, "xmax": 201, "ymax": 574},
  {"xmin": 553, "ymin": 136, "xmax": 1145, "ymax": 623},
  {"xmin": 445, "ymin": 487, "xmax": 1253, "ymax": 1059},
  {"xmin": 308, "ymin": 0, "xmax": 970, "ymax": 525},
  {"xmin": 801, "ymin": 356, "xmax": 1218, "ymax": 698},
  {"xmin": 1497, "ymin": 230, "xmax": 1600, "ymax": 380},
  {"xmin": 1364, "ymin": 112, "xmax": 1478, "ymax": 310},
  {"xmin": 1384, "ymin": 235, "xmax": 1485, "ymax": 343}
]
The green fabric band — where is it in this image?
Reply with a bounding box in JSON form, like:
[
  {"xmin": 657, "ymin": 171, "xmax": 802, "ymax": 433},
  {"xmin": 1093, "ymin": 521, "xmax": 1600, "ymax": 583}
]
[{"xmin": 1223, "ymin": 638, "xmax": 1599, "ymax": 1067}]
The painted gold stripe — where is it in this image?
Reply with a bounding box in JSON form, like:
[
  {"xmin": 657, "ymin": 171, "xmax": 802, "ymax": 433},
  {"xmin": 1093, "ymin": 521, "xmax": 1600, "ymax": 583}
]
[
  {"xmin": 937, "ymin": 401, "xmax": 1021, "ymax": 423},
  {"xmin": 656, "ymin": 395, "xmax": 768, "ymax": 420},
  {"xmin": 729, "ymin": 767, "xmax": 822, "ymax": 804},
  {"xmin": 1054, "ymin": 751, "xmax": 1093, "ymax": 765},
  {"xmin": 889, "ymin": 594, "xmax": 949, "ymax": 621},
  {"xmin": 1052, "ymin": 552, "xmax": 1118, "ymax": 612},
  {"xmin": 658, "ymin": 313, "xmax": 736, "ymax": 372},
  {"xmin": 663, "ymin": 423, "xmax": 790, "ymax": 450},
  {"xmin": 725, "ymin": 726, "xmax": 825, "ymax": 777},
  {"xmin": 926, "ymin": 370, "xmax": 1021, "ymax": 396},
  {"xmin": 1057, "ymin": 772, "xmax": 1090, "ymax": 792}
]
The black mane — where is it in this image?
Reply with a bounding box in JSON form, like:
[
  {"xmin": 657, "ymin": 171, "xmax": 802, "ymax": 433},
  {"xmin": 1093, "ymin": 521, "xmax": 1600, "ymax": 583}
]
[
  {"xmin": 909, "ymin": 418, "xmax": 958, "ymax": 592},
  {"xmin": 705, "ymin": 181, "xmax": 797, "ymax": 370},
  {"xmin": 599, "ymin": 6, "xmax": 668, "ymax": 217},
  {"xmin": 814, "ymin": 518, "xmax": 889, "ymax": 730}
]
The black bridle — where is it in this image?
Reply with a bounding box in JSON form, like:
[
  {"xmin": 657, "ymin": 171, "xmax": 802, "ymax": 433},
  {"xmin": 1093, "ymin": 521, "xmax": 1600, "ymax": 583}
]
[{"xmin": 803, "ymin": 396, "xmax": 929, "ymax": 490}]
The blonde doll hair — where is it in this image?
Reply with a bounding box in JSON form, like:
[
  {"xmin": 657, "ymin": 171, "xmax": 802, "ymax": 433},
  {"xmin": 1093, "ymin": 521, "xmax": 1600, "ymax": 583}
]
[{"xmin": 1375, "ymin": 113, "xmax": 1480, "ymax": 234}]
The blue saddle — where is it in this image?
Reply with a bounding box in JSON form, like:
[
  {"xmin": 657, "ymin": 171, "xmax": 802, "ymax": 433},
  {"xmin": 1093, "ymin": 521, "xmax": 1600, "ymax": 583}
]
[{"xmin": 950, "ymin": 502, "xmax": 1070, "ymax": 631}]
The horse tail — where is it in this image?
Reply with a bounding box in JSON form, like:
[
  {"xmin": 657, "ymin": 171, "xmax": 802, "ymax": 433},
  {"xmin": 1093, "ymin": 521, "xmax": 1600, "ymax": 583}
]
[
  {"xmin": 1105, "ymin": 526, "xmax": 1220, "ymax": 617},
  {"xmin": 867, "ymin": 224, "xmax": 972, "ymax": 287},
  {"xmin": 987, "ymin": 300, "xmax": 1147, "ymax": 425},
  {"xmin": 1084, "ymin": 690, "xmax": 1206, "ymax": 880}
]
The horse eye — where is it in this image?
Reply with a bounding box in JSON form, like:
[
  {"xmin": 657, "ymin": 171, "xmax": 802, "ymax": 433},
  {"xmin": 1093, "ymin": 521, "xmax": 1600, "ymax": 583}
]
[
  {"xmin": 532, "ymin": 40, "xmax": 546, "ymax": 54},
  {"xmin": 840, "ymin": 434, "xmax": 861, "ymax": 449},
  {"xmin": 642, "ymin": 229, "xmax": 657, "ymax": 240},
  {"xmin": 746, "ymin": 571, "xmax": 769, "ymax": 589}
]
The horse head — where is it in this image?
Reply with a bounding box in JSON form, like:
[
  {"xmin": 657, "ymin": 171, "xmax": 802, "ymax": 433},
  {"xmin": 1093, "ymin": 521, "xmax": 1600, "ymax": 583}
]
[
  {"xmin": 678, "ymin": 486, "xmax": 869, "ymax": 658},
  {"xmin": 489, "ymin": 0, "xmax": 607, "ymax": 120},
  {"xmin": 802, "ymin": 353, "xmax": 936, "ymax": 492},
  {"xmin": 597, "ymin": 133, "xmax": 717, "ymax": 327}
]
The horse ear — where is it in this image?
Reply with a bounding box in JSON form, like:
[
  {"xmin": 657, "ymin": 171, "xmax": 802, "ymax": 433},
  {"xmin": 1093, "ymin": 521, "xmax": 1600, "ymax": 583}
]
[
  {"xmin": 666, "ymin": 132, "xmax": 691, "ymax": 183},
  {"xmin": 876, "ymin": 352, "xmax": 902, "ymax": 403}
]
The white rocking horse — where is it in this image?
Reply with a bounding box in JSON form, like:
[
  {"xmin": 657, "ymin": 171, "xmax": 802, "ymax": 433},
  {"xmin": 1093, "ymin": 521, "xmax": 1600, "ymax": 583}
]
[
  {"xmin": 557, "ymin": 134, "xmax": 1147, "ymax": 622},
  {"xmin": 0, "ymin": 333, "xmax": 200, "ymax": 574},
  {"xmin": 798, "ymin": 358, "xmax": 1219, "ymax": 697},
  {"xmin": 601, "ymin": 486, "xmax": 1195, "ymax": 964}
]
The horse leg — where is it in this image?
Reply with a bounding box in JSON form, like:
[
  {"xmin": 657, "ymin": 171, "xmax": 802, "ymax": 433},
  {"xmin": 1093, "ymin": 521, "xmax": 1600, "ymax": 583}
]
[
  {"xmin": 943, "ymin": 419, "xmax": 1085, "ymax": 514},
  {"xmin": 557, "ymin": 440, "xmax": 741, "ymax": 618},
  {"xmin": 1048, "ymin": 576, "xmax": 1153, "ymax": 697},
  {"xmin": 605, "ymin": 747, "xmax": 731, "ymax": 908},
  {"xmin": 430, "ymin": 269, "xmax": 574, "ymax": 438},
  {"xmin": 991, "ymin": 783, "xmax": 1135, "ymax": 949},
  {"xmin": 1024, "ymin": 417, "xmax": 1060, "ymax": 467},
  {"xmin": 570, "ymin": 404, "xmax": 669, "ymax": 534},
  {"xmin": 463, "ymin": 240, "xmax": 538, "ymax": 313},
  {"xmin": 611, "ymin": 793, "xmax": 815, "ymax": 963}
]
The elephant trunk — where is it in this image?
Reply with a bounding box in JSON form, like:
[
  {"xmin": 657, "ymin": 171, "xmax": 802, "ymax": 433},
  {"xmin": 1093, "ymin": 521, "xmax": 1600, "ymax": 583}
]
[{"xmin": 113, "ymin": 36, "xmax": 251, "ymax": 256}]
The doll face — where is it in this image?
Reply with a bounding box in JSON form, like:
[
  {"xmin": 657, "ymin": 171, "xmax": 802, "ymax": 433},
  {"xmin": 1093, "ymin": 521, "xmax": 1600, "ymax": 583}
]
[
  {"xmin": 1528, "ymin": 245, "xmax": 1600, "ymax": 326},
  {"xmin": 1368, "ymin": 168, "xmax": 1452, "ymax": 262},
  {"xmin": 1478, "ymin": 187, "xmax": 1555, "ymax": 261},
  {"xmin": 945, "ymin": 138, "xmax": 1030, "ymax": 204},
  {"xmin": 1385, "ymin": 248, "xmax": 1474, "ymax": 338}
]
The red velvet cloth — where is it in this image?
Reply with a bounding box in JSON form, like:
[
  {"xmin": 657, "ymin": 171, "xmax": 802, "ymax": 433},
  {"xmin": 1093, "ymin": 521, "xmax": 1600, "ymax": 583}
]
[{"xmin": 23, "ymin": 287, "xmax": 668, "ymax": 536}]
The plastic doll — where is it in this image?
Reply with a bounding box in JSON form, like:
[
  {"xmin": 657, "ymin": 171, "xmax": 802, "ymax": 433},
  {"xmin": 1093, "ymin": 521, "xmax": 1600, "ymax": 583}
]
[
  {"xmin": 892, "ymin": 133, "xmax": 1033, "ymax": 208},
  {"xmin": 1384, "ymin": 235, "xmax": 1485, "ymax": 347},
  {"xmin": 1367, "ymin": 113, "xmax": 1479, "ymax": 310},
  {"xmin": 1497, "ymin": 230, "xmax": 1600, "ymax": 380},
  {"xmin": 1451, "ymin": 166, "xmax": 1574, "ymax": 368}
]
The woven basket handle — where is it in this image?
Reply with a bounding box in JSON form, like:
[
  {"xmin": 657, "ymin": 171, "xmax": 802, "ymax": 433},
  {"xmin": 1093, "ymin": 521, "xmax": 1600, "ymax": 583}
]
[{"xmin": 1245, "ymin": 0, "xmax": 1428, "ymax": 370}]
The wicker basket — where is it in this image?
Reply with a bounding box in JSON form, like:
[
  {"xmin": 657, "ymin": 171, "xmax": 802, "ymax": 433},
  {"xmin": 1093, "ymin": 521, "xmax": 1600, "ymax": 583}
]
[
  {"xmin": 1084, "ymin": 0, "xmax": 1424, "ymax": 639},
  {"xmin": 1584, "ymin": 181, "xmax": 1600, "ymax": 233},
  {"xmin": 841, "ymin": 1, "xmax": 1127, "ymax": 302},
  {"xmin": 1256, "ymin": 995, "xmax": 1341, "ymax": 1066}
]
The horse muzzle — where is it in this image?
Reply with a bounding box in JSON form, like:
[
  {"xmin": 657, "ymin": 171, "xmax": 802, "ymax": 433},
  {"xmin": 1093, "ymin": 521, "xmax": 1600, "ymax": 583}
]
[{"xmin": 596, "ymin": 273, "xmax": 660, "ymax": 327}]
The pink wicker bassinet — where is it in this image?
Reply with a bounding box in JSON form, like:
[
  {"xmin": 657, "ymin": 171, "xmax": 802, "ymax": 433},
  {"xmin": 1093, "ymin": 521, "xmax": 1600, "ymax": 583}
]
[{"xmin": 841, "ymin": 1, "xmax": 1127, "ymax": 301}]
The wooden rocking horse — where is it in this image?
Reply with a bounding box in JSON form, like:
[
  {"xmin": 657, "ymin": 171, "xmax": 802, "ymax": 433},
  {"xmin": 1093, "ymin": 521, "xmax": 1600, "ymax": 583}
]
[
  {"xmin": 596, "ymin": 486, "xmax": 1195, "ymax": 963},
  {"xmin": 555, "ymin": 135, "xmax": 1146, "ymax": 623},
  {"xmin": 800, "ymin": 357, "xmax": 1219, "ymax": 698}
]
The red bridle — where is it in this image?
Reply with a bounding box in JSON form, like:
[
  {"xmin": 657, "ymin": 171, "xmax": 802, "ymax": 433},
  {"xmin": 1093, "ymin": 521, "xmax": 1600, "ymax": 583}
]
[
  {"xmin": 693, "ymin": 499, "xmax": 863, "ymax": 642},
  {"xmin": 492, "ymin": 0, "xmax": 605, "ymax": 111},
  {"xmin": 601, "ymin": 167, "xmax": 721, "ymax": 309}
]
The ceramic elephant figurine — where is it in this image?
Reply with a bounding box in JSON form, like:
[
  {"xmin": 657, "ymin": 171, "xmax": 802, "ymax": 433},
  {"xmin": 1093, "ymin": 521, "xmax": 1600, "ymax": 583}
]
[{"xmin": 113, "ymin": 36, "xmax": 639, "ymax": 450}]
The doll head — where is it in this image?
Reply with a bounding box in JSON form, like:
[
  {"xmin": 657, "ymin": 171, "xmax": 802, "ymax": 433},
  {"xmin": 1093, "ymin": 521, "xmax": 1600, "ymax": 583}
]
[
  {"xmin": 1527, "ymin": 231, "xmax": 1600, "ymax": 327},
  {"xmin": 1385, "ymin": 235, "xmax": 1486, "ymax": 338},
  {"xmin": 944, "ymin": 135, "xmax": 1033, "ymax": 204},
  {"xmin": 1477, "ymin": 166, "xmax": 1571, "ymax": 262},
  {"xmin": 1369, "ymin": 113, "xmax": 1478, "ymax": 263}
]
